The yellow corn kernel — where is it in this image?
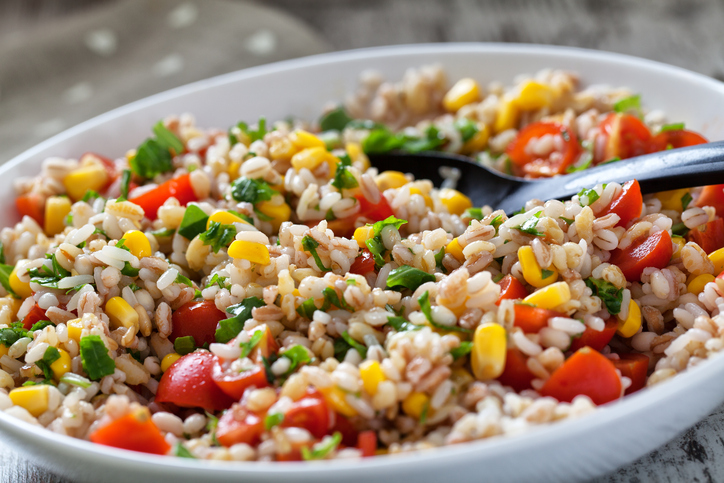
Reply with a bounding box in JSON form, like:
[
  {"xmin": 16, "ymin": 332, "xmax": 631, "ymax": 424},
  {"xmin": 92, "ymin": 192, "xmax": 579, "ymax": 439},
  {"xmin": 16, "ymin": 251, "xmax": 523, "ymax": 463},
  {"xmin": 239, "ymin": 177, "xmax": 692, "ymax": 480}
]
[
  {"xmin": 617, "ymin": 300, "xmax": 642, "ymax": 338},
  {"xmin": 9, "ymin": 385, "xmax": 49, "ymax": 417},
  {"xmin": 439, "ymin": 188, "xmax": 472, "ymax": 216},
  {"xmin": 290, "ymin": 130, "xmax": 326, "ymax": 149},
  {"xmin": 106, "ymin": 296, "xmax": 140, "ymax": 331},
  {"xmin": 375, "ymin": 171, "xmax": 409, "ymax": 192},
  {"xmin": 523, "ymin": 281, "xmax": 571, "ymax": 309},
  {"xmin": 9, "ymin": 266, "xmax": 31, "ymax": 299},
  {"xmin": 207, "ymin": 211, "xmax": 249, "ymax": 229},
  {"xmin": 125, "ymin": 149, "xmax": 137, "ymax": 162},
  {"xmin": 346, "ymin": 142, "xmax": 370, "ymax": 171},
  {"xmin": 515, "ymin": 81, "xmax": 554, "ymax": 110},
  {"xmin": 44, "ymin": 196, "xmax": 71, "ymax": 236},
  {"xmin": 50, "ymin": 348, "xmax": 71, "ymax": 379},
  {"xmin": 0, "ymin": 345, "xmax": 8, "ymax": 358},
  {"xmin": 269, "ymin": 137, "xmax": 298, "ymax": 163},
  {"xmin": 672, "ymin": 236, "xmax": 686, "ymax": 259},
  {"xmin": 518, "ymin": 246, "xmax": 558, "ymax": 288},
  {"xmin": 63, "ymin": 163, "xmax": 109, "ymax": 202},
  {"xmin": 409, "ymin": 187, "xmax": 434, "ymax": 209},
  {"xmin": 353, "ymin": 226, "xmax": 375, "ymax": 248},
  {"xmin": 256, "ymin": 201, "xmax": 292, "ymax": 233},
  {"xmin": 402, "ymin": 392, "xmax": 430, "ymax": 419},
  {"xmin": 161, "ymin": 353, "xmax": 182, "ymax": 372},
  {"xmin": 709, "ymin": 247, "xmax": 724, "ymax": 275},
  {"xmin": 121, "ymin": 230, "xmax": 152, "ymax": 258},
  {"xmin": 3, "ymin": 297, "xmax": 22, "ymax": 320},
  {"xmin": 450, "ymin": 367, "xmax": 474, "ymax": 386},
  {"xmin": 494, "ymin": 95, "xmax": 519, "ymax": 133},
  {"xmin": 359, "ymin": 360, "xmax": 385, "ymax": 395},
  {"xmin": 228, "ymin": 161, "xmax": 242, "ymax": 181},
  {"xmin": 443, "ymin": 78, "xmax": 482, "ymax": 112},
  {"xmin": 228, "ymin": 240, "xmax": 271, "ymax": 265},
  {"xmin": 319, "ymin": 386, "xmax": 357, "ymax": 417},
  {"xmin": 471, "ymin": 323, "xmax": 507, "ymax": 381},
  {"xmin": 67, "ymin": 318, "xmax": 83, "ymax": 343},
  {"xmin": 290, "ymin": 147, "xmax": 337, "ymax": 176},
  {"xmin": 688, "ymin": 274, "xmax": 715, "ymax": 296},
  {"xmin": 656, "ymin": 188, "xmax": 690, "ymax": 212},
  {"xmin": 460, "ymin": 123, "xmax": 490, "ymax": 154},
  {"xmin": 446, "ymin": 238, "xmax": 464, "ymax": 262}
]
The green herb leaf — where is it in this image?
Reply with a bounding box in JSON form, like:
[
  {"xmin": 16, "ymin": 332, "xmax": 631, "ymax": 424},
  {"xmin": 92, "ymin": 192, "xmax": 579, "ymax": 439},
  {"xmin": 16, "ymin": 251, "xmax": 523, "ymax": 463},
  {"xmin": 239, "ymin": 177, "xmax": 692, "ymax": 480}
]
[
  {"xmin": 240, "ymin": 330, "xmax": 264, "ymax": 358},
  {"xmin": 331, "ymin": 154, "xmax": 359, "ymax": 191},
  {"xmin": 565, "ymin": 156, "xmax": 593, "ymax": 173},
  {"xmin": 215, "ymin": 297, "xmax": 266, "ymax": 343},
  {"xmin": 178, "ymin": 205, "xmax": 209, "ymax": 240},
  {"xmin": 401, "ymin": 125, "xmax": 447, "ymax": 153},
  {"xmin": 492, "ymin": 273, "xmax": 505, "ymax": 283},
  {"xmin": 672, "ymin": 222, "xmax": 689, "ymax": 237},
  {"xmin": 59, "ymin": 373, "xmax": 92, "ymax": 388},
  {"xmin": 362, "ymin": 128, "xmax": 408, "ymax": 154},
  {"xmin": 681, "ymin": 192, "xmax": 693, "ymax": 211},
  {"xmin": 35, "ymin": 346, "xmax": 61, "ymax": 380},
  {"xmin": 119, "ymin": 169, "xmax": 132, "ymax": 200},
  {"xmin": 175, "ymin": 273, "xmax": 194, "ymax": 287},
  {"xmin": 0, "ymin": 322, "xmax": 29, "ymax": 347},
  {"xmin": 454, "ymin": 118, "xmax": 479, "ymax": 143},
  {"xmin": 577, "ymin": 188, "xmax": 600, "ymax": 207},
  {"xmin": 79, "ymin": 335, "xmax": 116, "ymax": 380},
  {"xmin": 174, "ymin": 336, "xmax": 196, "ymax": 356},
  {"xmin": 302, "ymin": 432, "xmax": 342, "ymax": 461},
  {"xmin": 514, "ymin": 211, "xmax": 544, "ymax": 236},
  {"xmin": 30, "ymin": 320, "xmax": 54, "ymax": 332},
  {"xmin": 320, "ymin": 287, "xmax": 354, "ymax": 312},
  {"xmin": 660, "ymin": 122, "xmax": 685, "ymax": 132},
  {"xmin": 320, "ymin": 107, "xmax": 353, "ymax": 132},
  {"xmin": 0, "ymin": 241, "xmax": 5, "ymax": 265},
  {"xmin": 281, "ymin": 345, "xmax": 312, "ymax": 373},
  {"xmin": 27, "ymin": 254, "xmax": 71, "ymax": 289},
  {"xmin": 81, "ymin": 190, "xmax": 103, "ymax": 203},
  {"xmin": 340, "ymin": 332, "xmax": 366, "ymax": 358},
  {"xmin": 585, "ymin": 277, "xmax": 623, "ymax": 315},
  {"xmin": 420, "ymin": 400, "xmax": 430, "ymax": 425},
  {"xmin": 205, "ymin": 273, "xmax": 230, "ymax": 290},
  {"xmin": 435, "ymin": 246, "xmax": 447, "ymax": 273},
  {"xmin": 365, "ymin": 216, "xmax": 408, "ymax": 269},
  {"xmin": 229, "ymin": 118, "xmax": 270, "ymax": 145},
  {"xmin": 200, "ymin": 221, "xmax": 237, "ymax": 253},
  {"xmin": 541, "ymin": 269, "xmax": 555, "ymax": 279},
  {"xmin": 559, "ymin": 216, "xmax": 575, "ymax": 225},
  {"xmin": 151, "ymin": 227, "xmax": 176, "ymax": 238},
  {"xmin": 131, "ymin": 138, "xmax": 174, "ymax": 179},
  {"xmin": 386, "ymin": 265, "xmax": 436, "ymax": 291},
  {"xmin": 230, "ymin": 176, "xmax": 278, "ymax": 205},
  {"xmin": 153, "ymin": 121, "xmax": 184, "ymax": 154},
  {"xmin": 174, "ymin": 443, "xmax": 196, "ymax": 459},
  {"xmin": 386, "ymin": 316, "xmax": 423, "ymax": 332},
  {"xmin": 302, "ymin": 235, "xmax": 331, "ymax": 272},
  {"xmin": 462, "ymin": 207, "xmax": 484, "ymax": 221},
  {"xmin": 296, "ymin": 298, "xmax": 317, "ymax": 319},
  {"xmin": 489, "ymin": 214, "xmax": 504, "ymax": 234},
  {"xmin": 0, "ymin": 263, "xmax": 17, "ymax": 297},
  {"xmin": 264, "ymin": 413, "xmax": 285, "ymax": 431},
  {"xmin": 417, "ymin": 291, "xmax": 472, "ymax": 333},
  {"xmin": 613, "ymin": 95, "xmax": 642, "ymax": 116}
]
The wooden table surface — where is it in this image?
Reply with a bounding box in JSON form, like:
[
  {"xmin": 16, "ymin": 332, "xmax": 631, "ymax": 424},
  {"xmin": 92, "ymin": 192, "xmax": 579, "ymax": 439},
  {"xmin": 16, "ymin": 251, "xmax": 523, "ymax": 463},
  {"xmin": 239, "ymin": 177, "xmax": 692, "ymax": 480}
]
[{"xmin": 3, "ymin": 0, "xmax": 724, "ymax": 481}]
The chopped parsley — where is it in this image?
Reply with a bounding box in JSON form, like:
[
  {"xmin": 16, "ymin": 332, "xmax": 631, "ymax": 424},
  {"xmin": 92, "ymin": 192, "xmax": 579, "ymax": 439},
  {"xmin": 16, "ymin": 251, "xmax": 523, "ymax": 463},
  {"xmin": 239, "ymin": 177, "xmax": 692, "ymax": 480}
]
[
  {"xmin": 81, "ymin": 190, "xmax": 103, "ymax": 203},
  {"xmin": 264, "ymin": 413, "xmax": 285, "ymax": 431},
  {"xmin": 386, "ymin": 316, "xmax": 423, "ymax": 332},
  {"xmin": 35, "ymin": 346, "xmax": 61, "ymax": 381},
  {"xmin": 660, "ymin": 122, "xmax": 685, "ymax": 132},
  {"xmin": 454, "ymin": 118, "xmax": 479, "ymax": 143},
  {"xmin": 199, "ymin": 221, "xmax": 236, "ymax": 253},
  {"xmin": 514, "ymin": 211, "xmax": 544, "ymax": 236},
  {"xmin": 365, "ymin": 216, "xmax": 407, "ymax": 269},
  {"xmin": 296, "ymin": 298, "xmax": 317, "ymax": 319},
  {"xmin": 178, "ymin": 205, "xmax": 209, "ymax": 240},
  {"xmin": 215, "ymin": 297, "xmax": 266, "ymax": 343},
  {"xmin": 205, "ymin": 273, "xmax": 231, "ymax": 290},
  {"xmin": 559, "ymin": 216, "xmax": 575, "ymax": 225},
  {"xmin": 565, "ymin": 156, "xmax": 593, "ymax": 173},
  {"xmin": 331, "ymin": 154, "xmax": 359, "ymax": 191},
  {"xmin": 681, "ymin": 192, "xmax": 693, "ymax": 211},
  {"xmin": 613, "ymin": 94, "xmax": 642, "ymax": 117},
  {"xmin": 577, "ymin": 187, "xmax": 600, "ymax": 207},
  {"xmin": 175, "ymin": 273, "xmax": 194, "ymax": 287},
  {"xmin": 239, "ymin": 330, "xmax": 264, "ymax": 358},
  {"xmin": 302, "ymin": 432, "xmax": 342, "ymax": 461},
  {"xmin": 174, "ymin": 336, "xmax": 196, "ymax": 356},
  {"xmin": 301, "ymin": 235, "xmax": 331, "ymax": 272},
  {"xmin": 462, "ymin": 207, "xmax": 484, "ymax": 221},
  {"xmin": 0, "ymin": 322, "xmax": 29, "ymax": 347},
  {"xmin": 59, "ymin": 373, "xmax": 92, "ymax": 388},
  {"xmin": 119, "ymin": 169, "xmax": 131, "ymax": 200},
  {"xmin": 281, "ymin": 345, "xmax": 312, "ymax": 374},
  {"xmin": 362, "ymin": 125, "xmax": 446, "ymax": 154},
  {"xmin": 435, "ymin": 246, "xmax": 447, "ymax": 273},
  {"xmin": 418, "ymin": 291, "xmax": 472, "ymax": 333},
  {"xmin": 385, "ymin": 265, "xmax": 436, "ymax": 291},
  {"xmin": 319, "ymin": 107, "xmax": 353, "ymax": 132},
  {"xmin": 79, "ymin": 335, "xmax": 116, "ymax": 380},
  {"xmin": 130, "ymin": 121, "xmax": 182, "ymax": 179},
  {"xmin": 541, "ymin": 269, "xmax": 555, "ymax": 280},
  {"xmin": 27, "ymin": 254, "xmax": 70, "ymax": 289},
  {"xmin": 672, "ymin": 222, "xmax": 689, "ymax": 237},
  {"xmin": 585, "ymin": 277, "xmax": 623, "ymax": 315},
  {"xmin": 174, "ymin": 443, "xmax": 196, "ymax": 459},
  {"xmin": 29, "ymin": 320, "xmax": 54, "ymax": 332},
  {"xmin": 229, "ymin": 117, "xmax": 270, "ymax": 145},
  {"xmin": 230, "ymin": 176, "xmax": 278, "ymax": 205},
  {"xmin": 0, "ymin": 263, "xmax": 17, "ymax": 297}
]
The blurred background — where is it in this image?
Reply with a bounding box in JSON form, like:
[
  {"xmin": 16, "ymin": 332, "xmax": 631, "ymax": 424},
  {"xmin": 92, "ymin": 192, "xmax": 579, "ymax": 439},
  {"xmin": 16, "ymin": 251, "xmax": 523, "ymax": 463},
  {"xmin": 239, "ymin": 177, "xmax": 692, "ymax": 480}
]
[{"xmin": 2, "ymin": 0, "xmax": 724, "ymax": 481}]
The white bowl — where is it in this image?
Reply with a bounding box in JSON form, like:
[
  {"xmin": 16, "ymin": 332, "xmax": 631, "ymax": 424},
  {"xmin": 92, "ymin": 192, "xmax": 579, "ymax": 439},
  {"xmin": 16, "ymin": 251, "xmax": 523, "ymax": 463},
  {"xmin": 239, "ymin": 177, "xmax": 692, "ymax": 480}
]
[{"xmin": 3, "ymin": 43, "xmax": 724, "ymax": 483}]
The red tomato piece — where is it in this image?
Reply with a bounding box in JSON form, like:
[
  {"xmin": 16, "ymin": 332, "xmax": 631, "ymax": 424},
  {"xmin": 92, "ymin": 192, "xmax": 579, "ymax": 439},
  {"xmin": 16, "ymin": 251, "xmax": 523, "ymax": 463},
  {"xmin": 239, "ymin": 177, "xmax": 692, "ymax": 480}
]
[
  {"xmin": 155, "ymin": 351, "xmax": 234, "ymax": 411},
  {"xmin": 649, "ymin": 129, "xmax": 707, "ymax": 152},
  {"xmin": 496, "ymin": 348, "xmax": 535, "ymax": 392},
  {"xmin": 689, "ymin": 218, "xmax": 724, "ymax": 255},
  {"xmin": 513, "ymin": 304, "xmax": 566, "ymax": 334},
  {"xmin": 276, "ymin": 441, "xmax": 313, "ymax": 462},
  {"xmin": 505, "ymin": 122, "xmax": 581, "ymax": 177},
  {"xmin": 350, "ymin": 249, "xmax": 376, "ymax": 274},
  {"xmin": 612, "ymin": 353, "xmax": 649, "ymax": 395},
  {"xmin": 594, "ymin": 113, "xmax": 652, "ymax": 164},
  {"xmin": 16, "ymin": 192, "xmax": 45, "ymax": 226},
  {"xmin": 212, "ymin": 363, "xmax": 269, "ymax": 400},
  {"xmin": 22, "ymin": 305, "xmax": 47, "ymax": 330},
  {"xmin": 540, "ymin": 347, "xmax": 622, "ymax": 405},
  {"xmin": 496, "ymin": 275, "xmax": 528, "ymax": 306},
  {"xmin": 570, "ymin": 317, "xmax": 618, "ymax": 353},
  {"xmin": 609, "ymin": 229, "xmax": 673, "ymax": 282},
  {"xmin": 90, "ymin": 408, "xmax": 170, "ymax": 455},
  {"xmin": 356, "ymin": 193, "xmax": 395, "ymax": 222},
  {"xmin": 331, "ymin": 414, "xmax": 359, "ymax": 447},
  {"xmin": 169, "ymin": 300, "xmax": 227, "ymax": 347},
  {"xmin": 216, "ymin": 404, "xmax": 265, "ymax": 447},
  {"xmin": 357, "ymin": 430, "xmax": 377, "ymax": 458},
  {"xmin": 249, "ymin": 325, "xmax": 279, "ymax": 363},
  {"xmin": 598, "ymin": 179, "xmax": 642, "ymax": 228},
  {"xmin": 281, "ymin": 396, "xmax": 330, "ymax": 439},
  {"xmin": 696, "ymin": 185, "xmax": 724, "ymax": 217},
  {"xmin": 128, "ymin": 173, "xmax": 197, "ymax": 220}
]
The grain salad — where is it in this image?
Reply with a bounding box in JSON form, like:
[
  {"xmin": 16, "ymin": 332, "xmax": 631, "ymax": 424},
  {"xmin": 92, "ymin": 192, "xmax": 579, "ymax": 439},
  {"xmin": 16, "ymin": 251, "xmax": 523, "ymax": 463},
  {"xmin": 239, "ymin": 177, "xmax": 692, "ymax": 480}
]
[{"xmin": 1, "ymin": 65, "xmax": 722, "ymax": 462}]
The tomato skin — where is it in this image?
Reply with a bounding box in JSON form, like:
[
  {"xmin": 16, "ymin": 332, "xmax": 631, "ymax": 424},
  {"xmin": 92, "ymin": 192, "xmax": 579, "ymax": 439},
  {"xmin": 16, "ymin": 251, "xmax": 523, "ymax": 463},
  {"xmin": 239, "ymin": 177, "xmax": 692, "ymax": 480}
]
[
  {"xmin": 570, "ymin": 317, "xmax": 618, "ymax": 353},
  {"xmin": 696, "ymin": 185, "xmax": 724, "ymax": 217},
  {"xmin": 513, "ymin": 304, "xmax": 565, "ymax": 334},
  {"xmin": 594, "ymin": 113, "xmax": 652, "ymax": 164},
  {"xmin": 276, "ymin": 441, "xmax": 313, "ymax": 461},
  {"xmin": 609, "ymin": 229, "xmax": 673, "ymax": 282},
  {"xmin": 281, "ymin": 396, "xmax": 330, "ymax": 439},
  {"xmin": 212, "ymin": 363, "xmax": 269, "ymax": 400},
  {"xmin": 649, "ymin": 129, "xmax": 707, "ymax": 152},
  {"xmin": 612, "ymin": 353, "xmax": 649, "ymax": 395},
  {"xmin": 496, "ymin": 348, "xmax": 535, "ymax": 392},
  {"xmin": 350, "ymin": 249, "xmax": 376, "ymax": 274},
  {"xmin": 505, "ymin": 122, "xmax": 581, "ymax": 177},
  {"xmin": 689, "ymin": 218, "xmax": 724, "ymax": 255},
  {"xmin": 128, "ymin": 173, "xmax": 197, "ymax": 220},
  {"xmin": 90, "ymin": 408, "xmax": 170, "ymax": 455},
  {"xmin": 358, "ymin": 430, "xmax": 377, "ymax": 457},
  {"xmin": 331, "ymin": 414, "xmax": 359, "ymax": 447},
  {"xmin": 599, "ymin": 179, "xmax": 642, "ymax": 228},
  {"xmin": 169, "ymin": 300, "xmax": 227, "ymax": 347},
  {"xmin": 22, "ymin": 305, "xmax": 47, "ymax": 330},
  {"xmin": 540, "ymin": 347, "xmax": 622, "ymax": 405},
  {"xmin": 216, "ymin": 405, "xmax": 265, "ymax": 447},
  {"xmin": 155, "ymin": 351, "xmax": 235, "ymax": 411},
  {"xmin": 356, "ymin": 193, "xmax": 395, "ymax": 222},
  {"xmin": 496, "ymin": 275, "xmax": 528, "ymax": 305},
  {"xmin": 16, "ymin": 192, "xmax": 45, "ymax": 226}
]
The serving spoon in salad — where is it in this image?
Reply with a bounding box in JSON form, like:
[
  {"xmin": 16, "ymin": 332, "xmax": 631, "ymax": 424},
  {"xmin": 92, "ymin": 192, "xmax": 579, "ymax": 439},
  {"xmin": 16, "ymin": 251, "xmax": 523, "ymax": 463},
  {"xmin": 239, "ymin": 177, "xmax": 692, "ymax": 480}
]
[{"xmin": 367, "ymin": 141, "xmax": 724, "ymax": 214}]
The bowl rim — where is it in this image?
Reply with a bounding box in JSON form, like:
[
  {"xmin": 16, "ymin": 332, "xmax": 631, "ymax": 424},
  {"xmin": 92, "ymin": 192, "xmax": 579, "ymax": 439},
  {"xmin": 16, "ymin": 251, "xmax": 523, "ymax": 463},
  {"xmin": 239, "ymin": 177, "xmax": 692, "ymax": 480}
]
[{"xmin": 3, "ymin": 41, "xmax": 724, "ymax": 476}]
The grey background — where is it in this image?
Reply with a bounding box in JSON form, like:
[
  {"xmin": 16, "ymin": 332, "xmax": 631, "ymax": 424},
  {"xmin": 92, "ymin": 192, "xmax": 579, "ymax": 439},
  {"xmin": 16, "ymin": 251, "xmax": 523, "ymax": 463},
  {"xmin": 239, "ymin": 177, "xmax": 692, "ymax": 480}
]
[{"xmin": 2, "ymin": 0, "xmax": 724, "ymax": 481}]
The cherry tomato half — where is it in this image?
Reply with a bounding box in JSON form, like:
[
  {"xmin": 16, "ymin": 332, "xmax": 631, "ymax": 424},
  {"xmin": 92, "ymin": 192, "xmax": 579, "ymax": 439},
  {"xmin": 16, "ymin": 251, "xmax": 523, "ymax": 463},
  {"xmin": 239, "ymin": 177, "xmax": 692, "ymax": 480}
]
[
  {"xmin": 216, "ymin": 404, "xmax": 265, "ymax": 447},
  {"xmin": 513, "ymin": 304, "xmax": 566, "ymax": 334},
  {"xmin": 169, "ymin": 300, "xmax": 227, "ymax": 347},
  {"xmin": 649, "ymin": 129, "xmax": 707, "ymax": 152},
  {"xmin": 570, "ymin": 317, "xmax": 618, "ymax": 353},
  {"xmin": 156, "ymin": 351, "xmax": 234, "ymax": 411},
  {"xmin": 612, "ymin": 353, "xmax": 649, "ymax": 395},
  {"xmin": 594, "ymin": 113, "xmax": 652, "ymax": 164},
  {"xmin": 598, "ymin": 179, "xmax": 642, "ymax": 228},
  {"xmin": 496, "ymin": 275, "xmax": 528, "ymax": 305},
  {"xmin": 496, "ymin": 348, "xmax": 536, "ymax": 392},
  {"xmin": 22, "ymin": 305, "xmax": 47, "ymax": 330},
  {"xmin": 506, "ymin": 122, "xmax": 581, "ymax": 177},
  {"xmin": 16, "ymin": 192, "xmax": 45, "ymax": 226},
  {"xmin": 129, "ymin": 173, "xmax": 197, "ymax": 220},
  {"xmin": 608, "ymin": 229, "xmax": 673, "ymax": 282},
  {"xmin": 90, "ymin": 408, "xmax": 170, "ymax": 455},
  {"xmin": 689, "ymin": 218, "xmax": 724, "ymax": 255},
  {"xmin": 212, "ymin": 362, "xmax": 269, "ymax": 400},
  {"xmin": 540, "ymin": 347, "xmax": 622, "ymax": 405},
  {"xmin": 697, "ymin": 185, "xmax": 724, "ymax": 218},
  {"xmin": 281, "ymin": 395, "xmax": 330, "ymax": 439},
  {"xmin": 350, "ymin": 249, "xmax": 376, "ymax": 274}
]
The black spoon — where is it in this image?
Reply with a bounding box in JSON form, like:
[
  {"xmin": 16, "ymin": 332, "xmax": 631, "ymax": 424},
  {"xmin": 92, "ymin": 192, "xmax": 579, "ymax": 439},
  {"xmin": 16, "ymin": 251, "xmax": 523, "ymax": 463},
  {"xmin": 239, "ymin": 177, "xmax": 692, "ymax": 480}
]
[{"xmin": 368, "ymin": 141, "xmax": 724, "ymax": 214}]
